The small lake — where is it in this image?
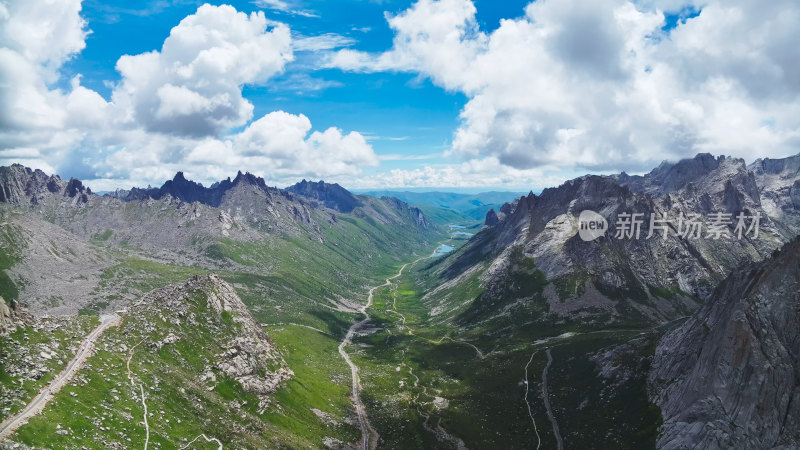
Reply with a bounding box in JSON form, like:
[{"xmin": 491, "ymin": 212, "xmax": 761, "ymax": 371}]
[
  {"xmin": 451, "ymin": 231, "xmax": 474, "ymax": 237},
  {"xmin": 432, "ymin": 244, "xmax": 454, "ymax": 257},
  {"xmin": 448, "ymin": 224, "xmax": 467, "ymax": 229}
]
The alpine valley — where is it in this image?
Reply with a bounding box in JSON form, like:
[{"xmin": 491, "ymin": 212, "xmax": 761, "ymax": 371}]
[{"xmin": 1, "ymin": 152, "xmax": 800, "ymax": 449}]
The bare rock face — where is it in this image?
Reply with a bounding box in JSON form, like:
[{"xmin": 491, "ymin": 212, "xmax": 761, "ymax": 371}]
[
  {"xmin": 0, "ymin": 165, "xmax": 67, "ymax": 205},
  {"xmin": 484, "ymin": 208, "xmax": 499, "ymax": 226},
  {"xmin": 0, "ymin": 296, "xmax": 31, "ymax": 335},
  {"xmin": 649, "ymin": 237, "xmax": 800, "ymax": 449},
  {"xmin": 0, "ymin": 297, "xmax": 14, "ymax": 335},
  {"xmin": 792, "ymin": 180, "xmax": 800, "ymax": 209},
  {"xmin": 750, "ymin": 154, "xmax": 800, "ymax": 234}
]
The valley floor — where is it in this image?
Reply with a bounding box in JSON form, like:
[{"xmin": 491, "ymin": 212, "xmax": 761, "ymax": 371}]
[{"xmin": 340, "ymin": 247, "xmax": 663, "ymax": 449}]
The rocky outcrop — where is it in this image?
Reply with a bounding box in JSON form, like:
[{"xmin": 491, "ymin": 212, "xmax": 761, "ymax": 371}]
[
  {"xmin": 379, "ymin": 196, "xmax": 431, "ymax": 229},
  {"xmin": 0, "ymin": 165, "xmax": 67, "ymax": 205},
  {"xmin": 0, "ymin": 297, "xmax": 14, "ymax": 335},
  {"xmin": 0, "ymin": 296, "xmax": 31, "ymax": 335},
  {"xmin": 64, "ymin": 178, "xmax": 91, "ymax": 204},
  {"xmin": 649, "ymin": 237, "xmax": 800, "ymax": 449},
  {"xmin": 484, "ymin": 208, "xmax": 499, "ymax": 226},
  {"xmin": 286, "ymin": 179, "xmax": 362, "ymax": 213},
  {"xmin": 132, "ymin": 275, "xmax": 292, "ymax": 410},
  {"xmin": 749, "ymin": 154, "xmax": 800, "ymax": 234},
  {"xmin": 198, "ymin": 275, "xmax": 293, "ymax": 400}
]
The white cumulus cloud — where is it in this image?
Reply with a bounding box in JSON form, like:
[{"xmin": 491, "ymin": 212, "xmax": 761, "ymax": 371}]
[
  {"xmin": 327, "ymin": 0, "xmax": 800, "ymax": 173},
  {"xmin": 183, "ymin": 111, "xmax": 378, "ymax": 182},
  {"xmin": 0, "ymin": 1, "xmax": 379, "ymax": 189},
  {"xmin": 112, "ymin": 4, "xmax": 293, "ymax": 137}
]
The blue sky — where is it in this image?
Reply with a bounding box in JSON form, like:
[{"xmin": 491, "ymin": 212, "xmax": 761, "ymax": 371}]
[
  {"xmin": 63, "ymin": 0, "xmax": 531, "ymax": 179},
  {"xmin": 1, "ymin": 0, "xmax": 798, "ymax": 191}
]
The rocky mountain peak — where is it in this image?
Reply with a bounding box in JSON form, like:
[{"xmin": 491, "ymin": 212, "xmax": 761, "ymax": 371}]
[
  {"xmin": 286, "ymin": 179, "xmax": 362, "ymax": 213},
  {"xmin": 231, "ymin": 171, "xmax": 269, "ymax": 190},
  {"xmin": 0, "ymin": 164, "xmax": 68, "ymax": 205},
  {"xmin": 158, "ymin": 171, "xmax": 210, "ymax": 204},
  {"xmin": 64, "ymin": 178, "xmax": 91, "ymax": 203},
  {"xmin": 108, "ymin": 171, "xmax": 275, "ymax": 207},
  {"xmin": 485, "ymin": 208, "xmax": 499, "ymax": 226},
  {"xmin": 749, "ymin": 153, "xmax": 800, "ymax": 177},
  {"xmin": 617, "ymin": 152, "xmax": 729, "ymax": 194}
]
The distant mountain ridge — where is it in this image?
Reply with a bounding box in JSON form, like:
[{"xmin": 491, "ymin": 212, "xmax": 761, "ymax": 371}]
[
  {"xmin": 0, "ymin": 165, "xmax": 92, "ymax": 205},
  {"xmin": 107, "ymin": 170, "xmax": 277, "ymax": 207},
  {"xmin": 0, "ymin": 164, "xmax": 439, "ymax": 316},
  {"xmin": 360, "ymin": 190, "xmax": 526, "ymax": 220},
  {"xmin": 0, "ymin": 165, "xmax": 432, "ymax": 233},
  {"xmin": 285, "ymin": 179, "xmax": 362, "ymax": 213},
  {"xmin": 429, "ymin": 153, "xmax": 800, "ymax": 332}
]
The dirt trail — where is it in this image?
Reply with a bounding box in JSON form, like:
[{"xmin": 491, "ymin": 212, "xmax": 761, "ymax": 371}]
[
  {"xmin": 180, "ymin": 433, "xmax": 223, "ymax": 449},
  {"xmin": 127, "ymin": 339, "xmax": 150, "ymax": 450},
  {"xmin": 0, "ymin": 314, "xmax": 120, "ymax": 441},
  {"xmin": 339, "ymin": 263, "xmax": 411, "ymax": 450},
  {"xmin": 541, "ymin": 349, "xmax": 564, "ymax": 450},
  {"xmin": 523, "ymin": 349, "xmax": 542, "ymax": 449}
]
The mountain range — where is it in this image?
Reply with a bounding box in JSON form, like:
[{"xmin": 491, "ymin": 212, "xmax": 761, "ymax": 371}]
[{"xmin": 1, "ymin": 152, "xmax": 799, "ymax": 448}]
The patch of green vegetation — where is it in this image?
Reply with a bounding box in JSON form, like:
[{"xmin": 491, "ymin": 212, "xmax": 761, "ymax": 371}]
[
  {"xmin": 594, "ymin": 277, "xmax": 649, "ymax": 305},
  {"xmin": 456, "ymin": 246, "xmax": 548, "ymax": 325},
  {"xmin": 91, "ymin": 228, "xmax": 114, "ymax": 242},
  {"xmin": 0, "ymin": 211, "xmax": 25, "ymax": 302},
  {"xmin": 648, "ymin": 283, "xmax": 678, "ymax": 300},
  {"xmin": 553, "ymin": 271, "xmax": 590, "ymax": 301},
  {"xmin": 95, "ymin": 256, "xmax": 207, "ymax": 297},
  {"xmin": 220, "ymin": 309, "xmax": 234, "ymax": 326},
  {"xmin": 541, "ymin": 334, "xmax": 662, "ymax": 449},
  {"xmin": 196, "ymin": 210, "xmax": 448, "ymax": 336},
  {"xmin": 264, "ymin": 326, "xmax": 361, "ymax": 445},
  {"xmin": 203, "ymin": 243, "xmax": 225, "ymax": 261},
  {"xmin": 0, "ymin": 271, "xmax": 18, "ymax": 304}
]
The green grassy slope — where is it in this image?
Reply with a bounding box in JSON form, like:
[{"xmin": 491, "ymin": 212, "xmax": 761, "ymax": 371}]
[
  {"xmin": 3, "ymin": 199, "xmax": 450, "ymax": 448},
  {"xmin": 10, "ymin": 279, "xmax": 359, "ymax": 448},
  {"xmin": 0, "ymin": 208, "xmax": 25, "ymax": 303}
]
